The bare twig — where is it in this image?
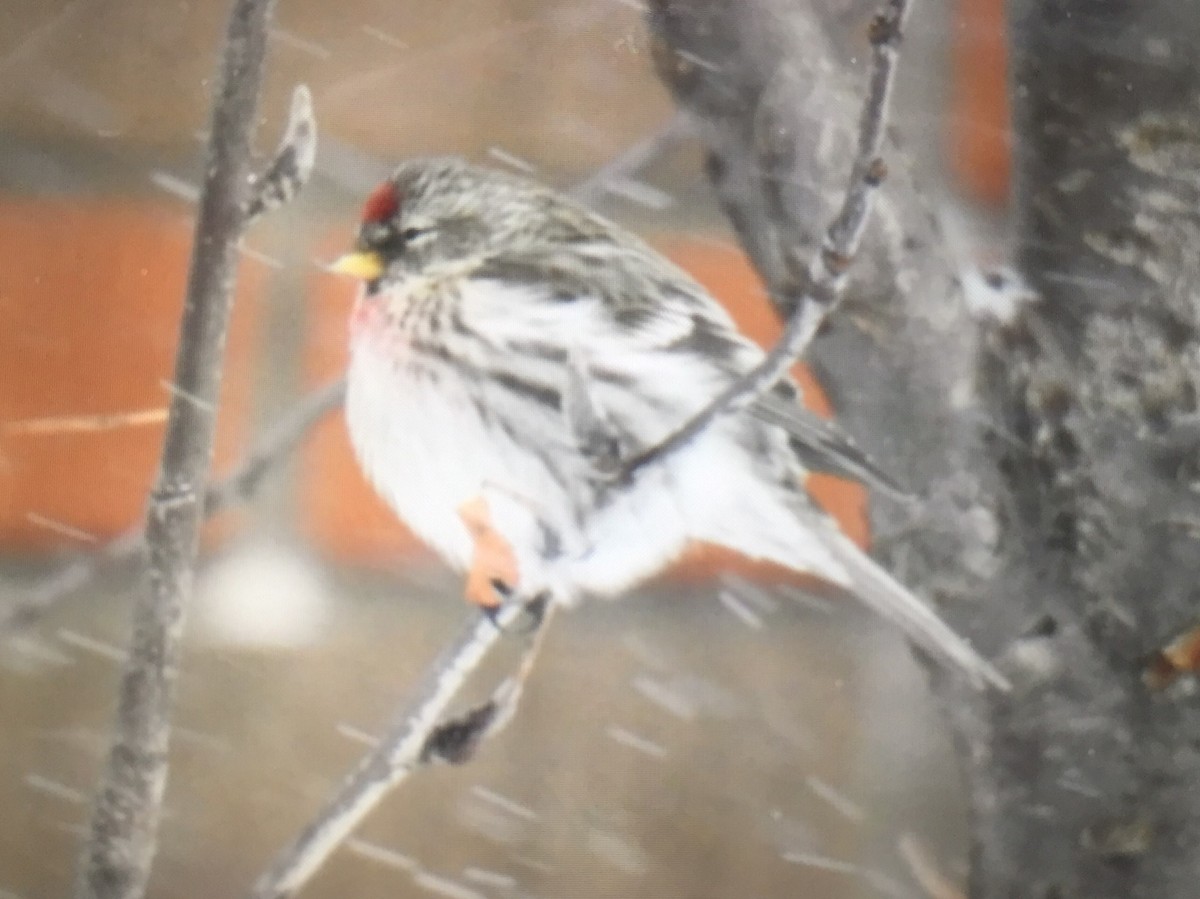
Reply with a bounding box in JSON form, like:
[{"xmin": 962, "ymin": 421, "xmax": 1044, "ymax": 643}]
[
  {"xmin": 72, "ymin": 1, "xmax": 316, "ymax": 895},
  {"xmin": 0, "ymin": 379, "xmax": 344, "ymax": 639},
  {"xmin": 623, "ymin": 0, "xmax": 911, "ymax": 479},
  {"xmin": 569, "ymin": 112, "xmax": 691, "ymax": 205},
  {"xmin": 202, "ymin": 378, "xmax": 344, "ymax": 517},
  {"xmin": 245, "ymin": 84, "xmax": 317, "ymax": 223},
  {"xmin": 0, "ymin": 532, "xmax": 143, "ymax": 637},
  {"xmin": 250, "ymin": 599, "xmax": 553, "ymax": 899},
  {"xmin": 424, "ymin": 599, "xmax": 553, "ymax": 765}
]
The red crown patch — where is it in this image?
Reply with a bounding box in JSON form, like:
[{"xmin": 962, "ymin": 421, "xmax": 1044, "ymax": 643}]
[{"xmin": 362, "ymin": 181, "xmax": 401, "ymax": 224}]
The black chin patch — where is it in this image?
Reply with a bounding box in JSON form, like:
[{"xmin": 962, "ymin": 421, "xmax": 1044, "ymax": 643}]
[{"xmin": 364, "ymin": 278, "xmax": 382, "ymax": 296}]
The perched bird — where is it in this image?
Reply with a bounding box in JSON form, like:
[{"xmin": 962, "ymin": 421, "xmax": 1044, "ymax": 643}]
[{"xmin": 331, "ymin": 157, "xmax": 1007, "ymax": 690}]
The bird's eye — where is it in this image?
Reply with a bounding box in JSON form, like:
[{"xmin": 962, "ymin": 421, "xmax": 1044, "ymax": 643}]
[
  {"xmin": 361, "ymin": 222, "xmax": 392, "ymax": 246},
  {"xmin": 400, "ymin": 226, "xmax": 428, "ymax": 243}
]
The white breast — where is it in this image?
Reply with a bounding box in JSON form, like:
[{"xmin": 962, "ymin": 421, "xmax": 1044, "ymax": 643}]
[
  {"xmin": 345, "ymin": 339, "xmax": 492, "ymax": 570},
  {"xmin": 346, "ymin": 335, "xmax": 707, "ymax": 598},
  {"xmin": 343, "ymin": 278, "xmax": 772, "ymax": 601}
]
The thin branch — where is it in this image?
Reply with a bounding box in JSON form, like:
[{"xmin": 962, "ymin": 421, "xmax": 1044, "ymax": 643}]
[
  {"xmin": 569, "ymin": 111, "xmax": 691, "ymax": 205},
  {"xmin": 423, "ymin": 598, "xmax": 552, "ymax": 764},
  {"xmin": 72, "ymin": 2, "xmax": 310, "ymax": 893},
  {"xmin": 0, "ymin": 532, "xmax": 142, "ymax": 637},
  {"xmin": 202, "ymin": 378, "xmax": 344, "ymax": 518},
  {"xmin": 250, "ymin": 599, "xmax": 554, "ymax": 899},
  {"xmin": 245, "ymin": 84, "xmax": 317, "ymax": 223},
  {"xmin": 0, "ymin": 379, "xmax": 344, "ymax": 639},
  {"xmin": 622, "ymin": 0, "xmax": 911, "ymax": 479}
]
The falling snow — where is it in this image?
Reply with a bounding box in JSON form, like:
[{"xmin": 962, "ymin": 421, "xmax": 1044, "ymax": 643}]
[{"xmin": 0, "ymin": 1, "xmax": 1007, "ymax": 897}]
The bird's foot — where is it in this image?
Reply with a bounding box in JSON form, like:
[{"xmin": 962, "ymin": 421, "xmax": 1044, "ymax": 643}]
[
  {"xmin": 481, "ymin": 588, "xmax": 549, "ymax": 636},
  {"xmin": 458, "ymin": 496, "xmax": 549, "ymax": 636},
  {"xmin": 459, "ymin": 496, "xmax": 520, "ymax": 611}
]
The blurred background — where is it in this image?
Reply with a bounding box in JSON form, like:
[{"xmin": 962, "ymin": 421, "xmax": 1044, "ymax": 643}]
[{"xmin": 0, "ymin": 0, "xmax": 1009, "ymax": 896}]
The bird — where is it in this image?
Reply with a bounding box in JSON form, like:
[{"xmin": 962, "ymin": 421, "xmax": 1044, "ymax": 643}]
[{"xmin": 330, "ymin": 156, "xmax": 1007, "ymax": 690}]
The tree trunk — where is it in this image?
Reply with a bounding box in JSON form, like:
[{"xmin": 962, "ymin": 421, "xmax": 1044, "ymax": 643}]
[{"xmin": 648, "ymin": 0, "xmax": 1200, "ymax": 895}]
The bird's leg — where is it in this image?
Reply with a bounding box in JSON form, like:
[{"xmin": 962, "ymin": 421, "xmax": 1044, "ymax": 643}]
[
  {"xmin": 483, "ymin": 590, "xmax": 549, "ymax": 636},
  {"xmin": 458, "ymin": 490, "xmax": 562, "ymax": 635},
  {"xmin": 458, "ymin": 496, "xmax": 520, "ymax": 610}
]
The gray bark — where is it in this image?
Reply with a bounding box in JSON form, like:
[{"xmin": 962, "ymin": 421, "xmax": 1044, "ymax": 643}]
[
  {"xmin": 649, "ymin": 0, "xmax": 1200, "ymax": 896},
  {"xmin": 73, "ymin": 2, "xmax": 278, "ymax": 897}
]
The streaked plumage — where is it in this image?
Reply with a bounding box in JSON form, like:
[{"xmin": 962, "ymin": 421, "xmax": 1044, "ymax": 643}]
[{"xmin": 338, "ymin": 157, "xmax": 1006, "ymax": 690}]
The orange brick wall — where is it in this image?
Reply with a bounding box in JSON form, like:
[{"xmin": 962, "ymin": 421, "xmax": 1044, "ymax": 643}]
[
  {"xmin": 949, "ymin": 0, "xmax": 1010, "ymax": 206},
  {"xmin": 0, "ymin": 200, "xmax": 266, "ymax": 549}
]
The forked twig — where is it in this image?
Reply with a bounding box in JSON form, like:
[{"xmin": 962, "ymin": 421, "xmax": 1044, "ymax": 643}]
[
  {"xmin": 622, "ymin": 0, "xmax": 911, "ymax": 479},
  {"xmin": 0, "ymin": 379, "xmax": 344, "ymax": 638},
  {"xmin": 72, "ymin": 3, "xmax": 314, "ymax": 895},
  {"xmin": 423, "ymin": 598, "xmax": 554, "ymax": 765},
  {"xmin": 570, "ymin": 112, "xmax": 691, "ymax": 205},
  {"xmin": 0, "ymin": 531, "xmax": 143, "ymax": 637},
  {"xmin": 246, "ymin": 84, "xmax": 317, "ymax": 223},
  {"xmin": 250, "ymin": 599, "xmax": 555, "ymax": 899},
  {"xmin": 202, "ymin": 378, "xmax": 344, "ymax": 518}
]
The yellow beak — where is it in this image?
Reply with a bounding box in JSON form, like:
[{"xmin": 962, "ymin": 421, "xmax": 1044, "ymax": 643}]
[{"xmin": 329, "ymin": 250, "xmax": 385, "ymax": 280}]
